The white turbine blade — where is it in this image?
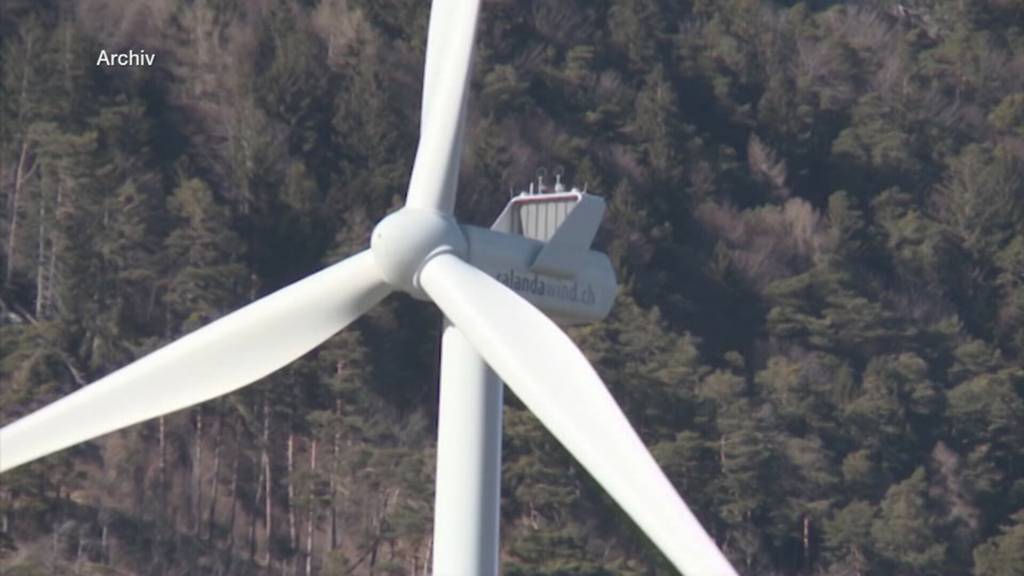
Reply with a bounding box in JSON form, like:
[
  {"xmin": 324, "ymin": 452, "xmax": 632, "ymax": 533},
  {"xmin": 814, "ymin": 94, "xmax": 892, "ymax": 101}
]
[
  {"xmin": 405, "ymin": 0, "xmax": 480, "ymax": 214},
  {"xmin": 419, "ymin": 0, "xmax": 456, "ymax": 133},
  {"xmin": 0, "ymin": 250, "xmax": 390, "ymax": 473},
  {"xmin": 419, "ymin": 254, "xmax": 738, "ymax": 576}
]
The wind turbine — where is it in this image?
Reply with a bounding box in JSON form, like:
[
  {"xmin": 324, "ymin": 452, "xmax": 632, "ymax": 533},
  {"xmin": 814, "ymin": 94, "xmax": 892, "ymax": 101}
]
[{"xmin": 0, "ymin": 2, "xmax": 738, "ymax": 575}]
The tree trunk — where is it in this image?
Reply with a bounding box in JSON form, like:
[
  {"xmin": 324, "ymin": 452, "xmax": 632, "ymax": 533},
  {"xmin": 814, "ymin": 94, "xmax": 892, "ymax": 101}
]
[
  {"xmin": 50, "ymin": 525, "xmax": 59, "ymax": 573},
  {"xmin": 803, "ymin": 515, "xmax": 811, "ymax": 570},
  {"xmin": 158, "ymin": 416, "xmax": 167, "ymax": 506},
  {"xmin": 61, "ymin": 18, "xmax": 74, "ymax": 94},
  {"xmin": 305, "ymin": 438, "xmax": 317, "ymax": 576},
  {"xmin": 287, "ymin": 430, "xmax": 297, "ymax": 559},
  {"xmin": 250, "ymin": 454, "xmax": 265, "ymax": 562},
  {"xmin": 330, "ymin": 399, "xmax": 341, "ymax": 550},
  {"xmin": 5, "ymin": 140, "xmax": 33, "ymax": 287},
  {"xmin": 6, "ymin": 34, "xmax": 36, "ymax": 286},
  {"xmin": 421, "ymin": 534, "xmax": 432, "ymax": 576},
  {"xmin": 195, "ymin": 409, "xmax": 204, "ymax": 534},
  {"xmin": 1, "ymin": 489, "xmax": 10, "ymax": 534},
  {"xmin": 207, "ymin": 408, "xmax": 224, "ymax": 542},
  {"xmin": 262, "ymin": 394, "xmax": 273, "ymax": 567},
  {"xmin": 41, "ymin": 166, "xmax": 61, "ymax": 315},
  {"xmin": 34, "ymin": 183, "xmax": 46, "ymax": 317},
  {"xmin": 45, "ymin": 179, "xmax": 60, "ymax": 314},
  {"xmin": 75, "ymin": 531, "xmax": 85, "ymax": 574},
  {"xmin": 368, "ymin": 489, "xmax": 395, "ymax": 576},
  {"xmin": 226, "ymin": 444, "xmax": 239, "ymax": 549},
  {"xmin": 100, "ymin": 522, "xmax": 108, "ymax": 564}
]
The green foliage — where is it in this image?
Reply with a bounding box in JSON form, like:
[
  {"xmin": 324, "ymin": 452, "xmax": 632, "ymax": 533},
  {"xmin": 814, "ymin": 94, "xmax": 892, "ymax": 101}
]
[
  {"xmin": 824, "ymin": 500, "xmax": 876, "ymax": 570},
  {"xmin": 935, "ymin": 144, "xmax": 1024, "ymax": 258},
  {"xmin": 973, "ymin": 510, "xmax": 1024, "ymax": 576},
  {"xmin": 756, "ymin": 352, "xmax": 849, "ymax": 435},
  {"xmin": 947, "ymin": 370, "xmax": 1024, "ymax": 459},
  {"xmin": 870, "ymin": 468, "xmax": 947, "ymax": 573},
  {"xmin": 832, "ymin": 94, "xmax": 921, "ymax": 192},
  {"xmin": 995, "ymin": 235, "xmax": 1024, "ymax": 350},
  {"xmin": 607, "ymin": 0, "xmax": 659, "ymax": 71},
  {"xmin": 165, "ymin": 178, "xmax": 246, "ymax": 331},
  {"xmin": 826, "ymin": 190, "xmax": 866, "ymax": 262},
  {"xmin": 481, "ymin": 64, "xmax": 528, "ymax": 117},
  {"xmin": 990, "ymin": 94, "xmax": 1024, "ymax": 136}
]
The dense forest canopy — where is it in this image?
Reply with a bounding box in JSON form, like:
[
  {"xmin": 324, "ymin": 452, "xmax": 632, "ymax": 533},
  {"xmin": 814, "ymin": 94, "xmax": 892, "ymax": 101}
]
[{"xmin": 1, "ymin": 0, "xmax": 1023, "ymax": 574}]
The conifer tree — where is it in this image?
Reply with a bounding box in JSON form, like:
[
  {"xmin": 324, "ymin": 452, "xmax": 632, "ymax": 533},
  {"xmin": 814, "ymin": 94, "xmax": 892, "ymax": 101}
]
[
  {"xmin": 823, "ymin": 500, "xmax": 876, "ymax": 573},
  {"xmin": 870, "ymin": 468, "xmax": 947, "ymax": 574},
  {"xmin": 164, "ymin": 177, "xmax": 246, "ymax": 331},
  {"xmin": 973, "ymin": 510, "xmax": 1024, "ymax": 576}
]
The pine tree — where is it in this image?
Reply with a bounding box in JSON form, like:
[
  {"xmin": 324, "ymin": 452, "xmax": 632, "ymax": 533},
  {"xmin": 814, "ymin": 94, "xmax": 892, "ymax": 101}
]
[
  {"xmin": 934, "ymin": 144, "xmax": 1023, "ymax": 260},
  {"xmin": 831, "ymin": 94, "xmax": 921, "ymax": 194},
  {"xmin": 164, "ymin": 177, "xmax": 246, "ymax": 332},
  {"xmin": 697, "ymin": 367, "xmax": 783, "ymax": 570},
  {"xmin": 255, "ymin": 3, "xmax": 332, "ymax": 165},
  {"xmin": 627, "ymin": 66, "xmax": 683, "ymax": 180},
  {"xmin": 607, "ymin": 0, "xmax": 659, "ymax": 71},
  {"xmin": 870, "ymin": 468, "xmax": 947, "ymax": 574},
  {"xmin": 973, "ymin": 510, "xmax": 1024, "ymax": 576},
  {"xmin": 947, "ymin": 370, "xmax": 1024, "ymax": 467},
  {"xmin": 823, "ymin": 500, "xmax": 876, "ymax": 572},
  {"xmin": 827, "ymin": 190, "xmax": 866, "ymax": 262},
  {"xmin": 755, "ymin": 352, "xmax": 850, "ymax": 437},
  {"xmin": 989, "ymin": 93, "xmax": 1024, "ymax": 137},
  {"xmin": 844, "ymin": 354, "xmax": 940, "ymax": 478},
  {"xmin": 994, "ymin": 235, "xmax": 1024, "ymax": 351}
]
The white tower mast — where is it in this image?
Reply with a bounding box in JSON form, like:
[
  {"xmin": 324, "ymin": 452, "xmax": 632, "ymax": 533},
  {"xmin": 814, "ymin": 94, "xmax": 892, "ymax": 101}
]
[{"xmin": 433, "ymin": 324, "xmax": 503, "ymax": 574}]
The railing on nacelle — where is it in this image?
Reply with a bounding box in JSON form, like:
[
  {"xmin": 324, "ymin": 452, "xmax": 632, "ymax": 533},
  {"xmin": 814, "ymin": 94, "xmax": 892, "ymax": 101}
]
[{"xmin": 465, "ymin": 175, "xmax": 616, "ymax": 326}]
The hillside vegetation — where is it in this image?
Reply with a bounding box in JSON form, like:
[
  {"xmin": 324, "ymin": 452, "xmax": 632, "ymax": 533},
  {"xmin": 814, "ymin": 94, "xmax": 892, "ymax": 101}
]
[{"xmin": 1, "ymin": 0, "xmax": 1023, "ymax": 574}]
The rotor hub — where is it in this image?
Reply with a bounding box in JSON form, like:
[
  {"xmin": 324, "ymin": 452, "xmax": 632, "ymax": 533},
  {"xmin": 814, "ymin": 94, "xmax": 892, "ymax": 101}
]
[{"xmin": 371, "ymin": 208, "xmax": 467, "ymax": 298}]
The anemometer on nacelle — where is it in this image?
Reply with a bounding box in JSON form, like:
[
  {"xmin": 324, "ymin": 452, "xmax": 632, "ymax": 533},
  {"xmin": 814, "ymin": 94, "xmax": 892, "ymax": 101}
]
[{"xmin": 462, "ymin": 170, "xmax": 618, "ymax": 327}]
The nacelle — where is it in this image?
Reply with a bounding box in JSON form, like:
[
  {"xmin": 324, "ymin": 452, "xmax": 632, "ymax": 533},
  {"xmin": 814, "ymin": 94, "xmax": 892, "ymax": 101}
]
[{"xmin": 461, "ymin": 191, "xmax": 617, "ymax": 326}]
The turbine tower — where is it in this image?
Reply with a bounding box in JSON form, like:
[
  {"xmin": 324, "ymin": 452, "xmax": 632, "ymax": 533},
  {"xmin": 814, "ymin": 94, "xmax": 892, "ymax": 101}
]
[{"xmin": 0, "ymin": 2, "xmax": 738, "ymax": 575}]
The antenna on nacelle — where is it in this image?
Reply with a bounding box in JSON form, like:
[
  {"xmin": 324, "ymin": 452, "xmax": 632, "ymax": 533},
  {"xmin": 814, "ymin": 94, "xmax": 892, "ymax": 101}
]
[{"xmin": 536, "ymin": 166, "xmax": 547, "ymax": 194}]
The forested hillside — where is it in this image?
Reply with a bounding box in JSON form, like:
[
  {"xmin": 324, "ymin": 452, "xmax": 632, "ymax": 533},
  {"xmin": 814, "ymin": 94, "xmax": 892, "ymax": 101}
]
[{"xmin": 1, "ymin": 0, "xmax": 1023, "ymax": 574}]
